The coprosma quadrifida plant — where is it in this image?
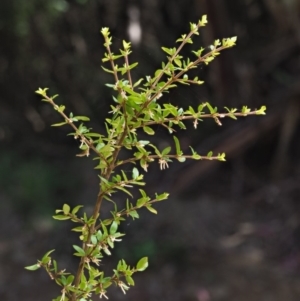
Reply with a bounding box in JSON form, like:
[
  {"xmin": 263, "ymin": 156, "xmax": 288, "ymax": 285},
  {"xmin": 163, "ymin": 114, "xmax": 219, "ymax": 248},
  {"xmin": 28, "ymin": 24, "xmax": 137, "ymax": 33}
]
[{"xmin": 25, "ymin": 15, "xmax": 266, "ymax": 301}]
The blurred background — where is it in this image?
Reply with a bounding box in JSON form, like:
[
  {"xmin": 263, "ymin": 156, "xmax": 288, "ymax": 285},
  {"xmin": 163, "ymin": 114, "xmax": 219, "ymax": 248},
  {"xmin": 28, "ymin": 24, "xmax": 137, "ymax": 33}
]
[{"xmin": 1, "ymin": 0, "xmax": 300, "ymax": 300}]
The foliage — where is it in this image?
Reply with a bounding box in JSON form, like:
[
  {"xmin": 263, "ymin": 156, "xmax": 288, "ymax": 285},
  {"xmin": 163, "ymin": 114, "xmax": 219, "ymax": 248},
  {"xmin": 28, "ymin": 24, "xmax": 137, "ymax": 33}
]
[{"xmin": 25, "ymin": 15, "xmax": 266, "ymax": 301}]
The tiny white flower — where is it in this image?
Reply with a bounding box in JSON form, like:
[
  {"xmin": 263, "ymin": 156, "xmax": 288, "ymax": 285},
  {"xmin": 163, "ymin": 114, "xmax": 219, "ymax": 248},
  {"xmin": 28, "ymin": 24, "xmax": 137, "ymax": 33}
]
[{"xmin": 159, "ymin": 158, "xmax": 169, "ymax": 170}]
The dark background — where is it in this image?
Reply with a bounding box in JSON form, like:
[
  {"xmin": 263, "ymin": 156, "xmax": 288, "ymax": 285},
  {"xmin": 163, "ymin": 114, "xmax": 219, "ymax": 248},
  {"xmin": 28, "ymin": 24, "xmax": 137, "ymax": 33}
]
[{"xmin": 1, "ymin": 0, "xmax": 300, "ymax": 300}]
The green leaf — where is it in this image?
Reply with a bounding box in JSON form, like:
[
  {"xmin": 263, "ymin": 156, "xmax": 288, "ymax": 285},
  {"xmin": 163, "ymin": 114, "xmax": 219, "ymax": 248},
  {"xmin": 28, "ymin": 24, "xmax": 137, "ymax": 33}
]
[
  {"xmin": 123, "ymin": 40, "xmax": 130, "ymax": 50},
  {"xmin": 52, "ymin": 215, "xmax": 71, "ymax": 220},
  {"xmin": 206, "ymin": 102, "xmax": 217, "ymax": 114},
  {"xmin": 91, "ymin": 235, "xmax": 97, "ymax": 245},
  {"xmin": 192, "ymin": 153, "xmax": 201, "ymax": 160},
  {"xmin": 136, "ymin": 257, "xmax": 148, "ymax": 271},
  {"xmin": 173, "ymin": 136, "xmax": 183, "ymax": 156},
  {"xmin": 133, "ymin": 78, "xmax": 144, "ymax": 88},
  {"xmin": 129, "ymin": 210, "xmax": 139, "ymax": 219},
  {"xmin": 199, "ymin": 14, "xmax": 208, "ymax": 26},
  {"xmin": 126, "ymin": 275, "xmax": 135, "ymax": 286},
  {"xmin": 117, "ymin": 259, "xmax": 125, "ymax": 271},
  {"xmin": 103, "ymin": 247, "xmax": 111, "ymax": 256},
  {"xmin": 149, "ymin": 144, "xmax": 161, "ymax": 156},
  {"xmin": 58, "ymin": 105, "xmax": 65, "ymax": 113},
  {"xmin": 121, "ymin": 170, "xmax": 128, "ymax": 182},
  {"xmin": 52, "ymin": 260, "xmax": 58, "ymax": 273},
  {"xmin": 228, "ymin": 113, "xmax": 237, "ymax": 120},
  {"xmin": 174, "ymin": 58, "xmax": 182, "ymax": 67},
  {"xmin": 51, "ymin": 121, "xmax": 68, "ymax": 127},
  {"xmin": 63, "ymin": 204, "xmax": 70, "ymax": 215},
  {"xmin": 73, "ymin": 116, "xmax": 90, "ymax": 121},
  {"xmin": 139, "ymin": 189, "xmax": 147, "ymax": 198},
  {"xmin": 101, "ymin": 277, "xmax": 113, "ymax": 289},
  {"xmin": 35, "ymin": 87, "xmax": 49, "ymax": 96},
  {"xmin": 72, "ymin": 205, "xmax": 83, "ymax": 215},
  {"xmin": 154, "ymin": 69, "xmax": 163, "ymax": 77},
  {"xmin": 222, "ymin": 36, "xmax": 237, "ymax": 47},
  {"xmin": 138, "ymin": 140, "xmax": 150, "ymax": 146},
  {"xmin": 136, "ymin": 197, "xmax": 148, "ymax": 208},
  {"xmin": 256, "ymin": 105, "xmax": 267, "ymax": 115},
  {"xmin": 146, "ymin": 205, "xmax": 157, "ymax": 214},
  {"xmin": 161, "ymin": 146, "xmax": 171, "ymax": 156},
  {"xmin": 66, "ymin": 275, "xmax": 74, "ymax": 285},
  {"xmin": 198, "ymin": 103, "xmax": 205, "ymax": 112},
  {"xmin": 155, "ymin": 192, "xmax": 169, "ymax": 201},
  {"xmin": 143, "ymin": 126, "xmax": 155, "ymax": 135},
  {"xmin": 129, "ymin": 62, "xmax": 138, "ymax": 70},
  {"xmin": 217, "ymin": 152, "xmax": 226, "ymax": 161},
  {"xmin": 101, "ymin": 66, "xmax": 114, "ymax": 74},
  {"xmin": 72, "ymin": 226, "xmax": 83, "ymax": 232},
  {"xmin": 25, "ymin": 264, "xmax": 40, "ymax": 271},
  {"xmin": 41, "ymin": 249, "xmax": 55, "ymax": 264},
  {"xmin": 187, "ymin": 106, "xmax": 195, "ymax": 114},
  {"xmin": 42, "ymin": 249, "xmax": 55, "ymax": 260},
  {"xmin": 96, "ymin": 230, "xmax": 103, "ymax": 241},
  {"xmin": 110, "ymin": 221, "xmax": 118, "ymax": 235},
  {"xmin": 116, "ymin": 186, "xmax": 133, "ymax": 197},
  {"xmin": 161, "ymin": 47, "xmax": 173, "ymax": 55},
  {"xmin": 132, "ymin": 167, "xmax": 139, "ymax": 180},
  {"xmin": 73, "ymin": 245, "xmax": 85, "ymax": 256},
  {"xmin": 60, "ymin": 275, "xmax": 67, "ymax": 286}
]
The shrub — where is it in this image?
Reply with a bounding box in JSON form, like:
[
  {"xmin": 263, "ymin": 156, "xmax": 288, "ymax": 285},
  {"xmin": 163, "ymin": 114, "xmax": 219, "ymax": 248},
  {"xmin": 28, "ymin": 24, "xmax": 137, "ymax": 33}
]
[{"xmin": 26, "ymin": 15, "xmax": 266, "ymax": 301}]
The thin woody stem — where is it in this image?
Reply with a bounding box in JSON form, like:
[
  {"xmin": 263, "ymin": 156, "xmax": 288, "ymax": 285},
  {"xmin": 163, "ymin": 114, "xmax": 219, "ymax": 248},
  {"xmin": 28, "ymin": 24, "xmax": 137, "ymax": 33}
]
[
  {"xmin": 95, "ymin": 198, "xmax": 163, "ymax": 231},
  {"xmin": 134, "ymin": 45, "xmax": 232, "ymax": 119},
  {"xmin": 116, "ymin": 154, "xmax": 224, "ymax": 167},
  {"xmin": 141, "ymin": 109, "xmax": 262, "ymax": 126},
  {"xmin": 44, "ymin": 95, "xmax": 109, "ymax": 165},
  {"xmin": 124, "ymin": 54, "xmax": 133, "ymax": 88},
  {"xmin": 72, "ymin": 130, "xmax": 127, "ymax": 299}
]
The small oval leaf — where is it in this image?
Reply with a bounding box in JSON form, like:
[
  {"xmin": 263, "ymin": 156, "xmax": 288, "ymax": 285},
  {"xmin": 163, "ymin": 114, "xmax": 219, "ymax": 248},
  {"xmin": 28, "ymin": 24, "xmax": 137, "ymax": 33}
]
[
  {"xmin": 143, "ymin": 126, "xmax": 155, "ymax": 135},
  {"xmin": 25, "ymin": 264, "xmax": 40, "ymax": 271},
  {"xmin": 136, "ymin": 257, "xmax": 148, "ymax": 271},
  {"xmin": 110, "ymin": 221, "xmax": 118, "ymax": 235},
  {"xmin": 63, "ymin": 204, "xmax": 70, "ymax": 215}
]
